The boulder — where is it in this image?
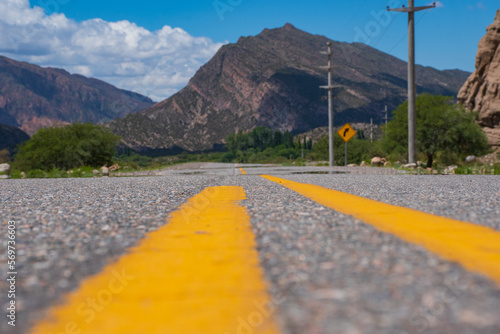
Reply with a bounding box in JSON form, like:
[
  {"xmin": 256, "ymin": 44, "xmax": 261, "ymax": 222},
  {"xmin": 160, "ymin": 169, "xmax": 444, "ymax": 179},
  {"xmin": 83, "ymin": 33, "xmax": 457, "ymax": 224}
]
[
  {"xmin": 109, "ymin": 163, "xmax": 120, "ymax": 172},
  {"xmin": 101, "ymin": 166, "xmax": 109, "ymax": 176},
  {"xmin": 404, "ymin": 163, "xmax": 417, "ymax": 169},
  {"xmin": 92, "ymin": 169, "xmax": 100, "ymax": 175},
  {"xmin": 465, "ymin": 155, "xmax": 476, "ymax": 163},
  {"xmin": 458, "ymin": 9, "xmax": 500, "ymax": 148},
  {"xmin": 384, "ymin": 161, "xmax": 392, "ymax": 167},
  {"xmin": 0, "ymin": 163, "xmax": 11, "ymax": 175},
  {"xmin": 371, "ymin": 157, "xmax": 383, "ymax": 166},
  {"xmin": 347, "ymin": 164, "xmax": 358, "ymax": 167},
  {"xmin": 360, "ymin": 161, "xmax": 368, "ymax": 167}
]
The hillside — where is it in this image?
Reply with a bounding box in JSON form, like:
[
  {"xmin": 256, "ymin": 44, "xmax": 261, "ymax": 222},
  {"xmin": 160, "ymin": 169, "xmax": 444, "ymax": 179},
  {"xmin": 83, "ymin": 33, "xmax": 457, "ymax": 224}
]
[
  {"xmin": 0, "ymin": 56, "xmax": 154, "ymax": 135},
  {"xmin": 0, "ymin": 123, "xmax": 30, "ymax": 154},
  {"xmin": 110, "ymin": 23, "xmax": 470, "ymax": 153}
]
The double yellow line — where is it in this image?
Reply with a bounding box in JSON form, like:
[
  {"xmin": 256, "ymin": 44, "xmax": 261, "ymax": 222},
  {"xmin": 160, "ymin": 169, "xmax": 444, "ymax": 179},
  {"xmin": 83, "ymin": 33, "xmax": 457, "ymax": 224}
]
[{"xmin": 30, "ymin": 174, "xmax": 500, "ymax": 333}]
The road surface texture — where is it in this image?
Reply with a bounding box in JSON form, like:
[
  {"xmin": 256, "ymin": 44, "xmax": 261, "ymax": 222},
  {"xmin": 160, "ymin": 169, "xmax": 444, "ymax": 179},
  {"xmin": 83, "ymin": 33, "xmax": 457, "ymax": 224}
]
[{"xmin": 0, "ymin": 163, "xmax": 499, "ymax": 334}]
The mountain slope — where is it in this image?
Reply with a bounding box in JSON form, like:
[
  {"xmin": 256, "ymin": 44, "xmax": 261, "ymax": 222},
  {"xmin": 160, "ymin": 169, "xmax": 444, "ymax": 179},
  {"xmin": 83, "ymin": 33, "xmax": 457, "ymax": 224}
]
[
  {"xmin": 0, "ymin": 56, "xmax": 154, "ymax": 135},
  {"xmin": 0, "ymin": 123, "xmax": 30, "ymax": 153},
  {"xmin": 111, "ymin": 23, "xmax": 469, "ymax": 152}
]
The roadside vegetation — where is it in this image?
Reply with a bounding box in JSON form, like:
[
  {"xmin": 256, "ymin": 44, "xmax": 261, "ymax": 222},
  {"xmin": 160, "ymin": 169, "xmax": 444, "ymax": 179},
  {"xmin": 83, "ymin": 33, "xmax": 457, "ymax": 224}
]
[{"xmin": 3, "ymin": 94, "xmax": 499, "ymax": 178}]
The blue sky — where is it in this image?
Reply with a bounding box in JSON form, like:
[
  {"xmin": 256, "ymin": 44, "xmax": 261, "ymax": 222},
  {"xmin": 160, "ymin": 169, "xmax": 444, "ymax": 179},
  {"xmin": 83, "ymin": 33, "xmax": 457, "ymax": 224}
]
[{"xmin": 0, "ymin": 0, "xmax": 497, "ymax": 100}]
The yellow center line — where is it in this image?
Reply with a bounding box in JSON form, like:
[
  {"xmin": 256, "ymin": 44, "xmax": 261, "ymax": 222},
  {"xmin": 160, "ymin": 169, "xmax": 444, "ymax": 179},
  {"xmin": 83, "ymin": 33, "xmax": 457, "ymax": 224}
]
[
  {"xmin": 261, "ymin": 175, "xmax": 500, "ymax": 286},
  {"xmin": 240, "ymin": 168, "xmax": 247, "ymax": 175},
  {"xmin": 30, "ymin": 186, "xmax": 280, "ymax": 334}
]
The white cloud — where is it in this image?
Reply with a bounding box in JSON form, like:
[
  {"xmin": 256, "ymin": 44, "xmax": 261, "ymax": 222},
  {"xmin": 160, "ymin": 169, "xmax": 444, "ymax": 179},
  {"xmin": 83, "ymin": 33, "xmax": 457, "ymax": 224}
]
[
  {"xmin": 467, "ymin": 2, "xmax": 486, "ymax": 10},
  {"xmin": 0, "ymin": 0, "xmax": 224, "ymax": 101}
]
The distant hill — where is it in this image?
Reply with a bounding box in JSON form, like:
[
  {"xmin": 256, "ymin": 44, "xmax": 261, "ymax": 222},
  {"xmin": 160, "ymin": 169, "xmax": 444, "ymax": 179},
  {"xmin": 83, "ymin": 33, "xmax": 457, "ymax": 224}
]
[
  {"xmin": 110, "ymin": 23, "xmax": 470, "ymax": 153},
  {"xmin": 0, "ymin": 56, "xmax": 154, "ymax": 135},
  {"xmin": 0, "ymin": 123, "xmax": 29, "ymax": 154}
]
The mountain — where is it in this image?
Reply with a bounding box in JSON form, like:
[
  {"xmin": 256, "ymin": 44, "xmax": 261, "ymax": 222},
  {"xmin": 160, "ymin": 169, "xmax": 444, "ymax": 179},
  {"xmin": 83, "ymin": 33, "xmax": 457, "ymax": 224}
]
[
  {"xmin": 458, "ymin": 9, "xmax": 500, "ymax": 149},
  {"xmin": 0, "ymin": 123, "xmax": 30, "ymax": 153},
  {"xmin": 110, "ymin": 23, "xmax": 470, "ymax": 153},
  {"xmin": 0, "ymin": 56, "xmax": 154, "ymax": 135}
]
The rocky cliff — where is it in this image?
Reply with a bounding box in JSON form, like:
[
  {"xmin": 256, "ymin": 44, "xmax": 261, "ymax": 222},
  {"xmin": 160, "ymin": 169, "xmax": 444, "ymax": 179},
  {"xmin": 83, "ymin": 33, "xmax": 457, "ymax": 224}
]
[
  {"xmin": 0, "ymin": 56, "xmax": 154, "ymax": 135},
  {"xmin": 111, "ymin": 23, "xmax": 469, "ymax": 153},
  {"xmin": 458, "ymin": 10, "xmax": 500, "ymax": 148}
]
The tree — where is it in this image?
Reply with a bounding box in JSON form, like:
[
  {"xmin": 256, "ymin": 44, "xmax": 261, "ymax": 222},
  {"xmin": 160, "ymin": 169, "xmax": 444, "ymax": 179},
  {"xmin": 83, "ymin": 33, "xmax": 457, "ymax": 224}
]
[
  {"xmin": 382, "ymin": 94, "xmax": 489, "ymax": 167},
  {"xmin": 273, "ymin": 130, "xmax": 283, "ymax": 147},
  {"xmin": 0, "ymin": 149, "xmax": 10, "ymax": 163},
  {"xmin": 14, "ymin": 123, "xmax": 121, "ymax": 171}
]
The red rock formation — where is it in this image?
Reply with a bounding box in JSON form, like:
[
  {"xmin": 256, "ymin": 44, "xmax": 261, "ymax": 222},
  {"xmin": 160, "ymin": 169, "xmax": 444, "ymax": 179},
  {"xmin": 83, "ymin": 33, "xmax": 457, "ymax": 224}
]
[{"xmin": 458, "ymin": 10, "xmax": 500, "ymax": 148}]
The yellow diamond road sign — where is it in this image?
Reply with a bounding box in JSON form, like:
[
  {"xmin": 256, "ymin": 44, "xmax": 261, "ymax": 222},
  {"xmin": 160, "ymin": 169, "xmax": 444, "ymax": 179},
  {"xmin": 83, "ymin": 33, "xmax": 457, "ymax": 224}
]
[{"xmin": 338, "ymin": 123, "xmax": 356, "ymax": 142}]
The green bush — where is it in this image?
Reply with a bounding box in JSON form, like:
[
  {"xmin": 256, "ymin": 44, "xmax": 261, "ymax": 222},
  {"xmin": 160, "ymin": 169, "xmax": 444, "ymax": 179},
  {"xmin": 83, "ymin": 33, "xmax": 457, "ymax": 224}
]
[
  {"xmin": 382, "ymin": 94, "xmax": 490, "ymax": 167},
  {"xmin": 14, "ymin": 123, "xmax": 121, "ymax": 171},
  {"xmin": 26, "ymin": 169, "xmax": 47, "ymax": 178},
  {"xmin": 313, "ymin": 134, "xmax": 378, "ymax": 165}
]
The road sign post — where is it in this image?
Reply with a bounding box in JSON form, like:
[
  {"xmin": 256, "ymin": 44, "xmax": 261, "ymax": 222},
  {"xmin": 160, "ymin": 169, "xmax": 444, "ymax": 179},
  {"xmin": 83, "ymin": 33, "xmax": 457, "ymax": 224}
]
[{"xmin": 337, "ymin": 123, "xmax": 356, "ymax": 166}]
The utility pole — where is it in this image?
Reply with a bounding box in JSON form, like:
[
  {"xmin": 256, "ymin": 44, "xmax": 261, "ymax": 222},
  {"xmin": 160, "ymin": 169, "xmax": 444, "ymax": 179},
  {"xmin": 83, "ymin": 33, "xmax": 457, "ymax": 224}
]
[
  {"xmin": 384, "ymin": 105, "xmax": 388, "ymax": 129},
  {"xmin": 383, "ymin": 105, "xmax": 388, "ymax": 137},
  {"xmin": 388, "ymin": 1, "xmax": 435, "ymax": 164},
  {"xmin": 320, "ymin": 42, "xmax": 340, "ymax": 167},
  {"xmin": 370, "ymin": 118, "xmax": 373, "ymax": 143}
]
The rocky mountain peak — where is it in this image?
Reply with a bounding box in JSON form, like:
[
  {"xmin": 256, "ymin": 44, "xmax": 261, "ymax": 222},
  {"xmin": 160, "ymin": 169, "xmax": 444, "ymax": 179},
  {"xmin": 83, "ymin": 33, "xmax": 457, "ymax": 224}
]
[
  {"xmin": 458, "ymin": 9, "xmax": 500, "ymax": 148},
  {"xmin": 111, "ymin": 24, "xmax": 470, "ymax": 153},
  {"xmin": 283, "ymin": 23, "xmax": 297, "ymax": 30}
]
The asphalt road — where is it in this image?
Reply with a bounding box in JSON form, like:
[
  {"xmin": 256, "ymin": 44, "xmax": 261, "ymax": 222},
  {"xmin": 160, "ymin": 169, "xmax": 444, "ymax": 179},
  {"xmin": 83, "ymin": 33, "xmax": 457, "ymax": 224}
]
[{"xmin": 0, "ymin": 163, "xmax": 499, "ymax": 334}]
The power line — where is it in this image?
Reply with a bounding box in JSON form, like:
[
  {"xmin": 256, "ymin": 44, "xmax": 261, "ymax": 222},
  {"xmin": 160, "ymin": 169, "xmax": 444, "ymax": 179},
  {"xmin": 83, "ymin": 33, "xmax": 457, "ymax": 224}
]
[{"xmin": 386, "ymin": 10, "xmax": 429, "ymax": 54}]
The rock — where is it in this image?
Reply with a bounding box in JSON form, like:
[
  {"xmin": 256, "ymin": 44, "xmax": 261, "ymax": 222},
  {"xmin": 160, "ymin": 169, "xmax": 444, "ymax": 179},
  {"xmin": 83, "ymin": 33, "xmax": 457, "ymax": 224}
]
[
  {"xmin": 371, "ymin": 157, "xmax": 384, "ymax": 166},
  {"xmin": 0, "ymin": 175, "xmax": 9, "ymax": 179},
  {"xmin": 101, "ymin": 167, "xmax": 109, "ymax": 176},
  {"xmin": 384, "ymin": 161, "xmax": 392, "ymax": 167},
  {"xmin": 20, "ymin": 171, "xmax": 26, "ymax": 179},
  {"xmin": 360, "ymin": 161, "xmax": 368, "ymax": 167},
  {"xmin": 404, "ymin": 163, "xmax": 417, "ymax": 169},
  {"xmin": 444, "ymin": 165, "xmax": 458, "ymax": 174},
  {"xmin": 478, "ymin": 150, "xmax": 500, "ymax": 165},
  {"xmin": 465, "ymin": 155, "xmax": 476, "ymax": 163},
  {"xmin": 92, "ymin": 169, "xmax": 100, "ymax": 175},
  {"xmin": 347, "ymin": 164, "xmax": 358, "ymax": 167},
  {"xmin": 458, "ymin": 9, "xmax": 500, "ymax": 148},
  {"xmin": 109, "ymin": 163, "xmax": 120, "ymax": 172},
  {"xmin": 0, "ymin": 163, "xmax": 11, "ymax": 175}
]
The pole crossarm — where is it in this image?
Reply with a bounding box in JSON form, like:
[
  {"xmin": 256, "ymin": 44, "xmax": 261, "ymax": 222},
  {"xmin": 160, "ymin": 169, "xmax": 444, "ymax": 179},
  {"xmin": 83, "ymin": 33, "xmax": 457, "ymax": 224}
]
[
  {"xmin": 387, "ymin": 4, "xmax": 436, "ymax": 13},
  {"xmin": 320, "ymin": 85, "xmax": 342, "ymax": 89}
]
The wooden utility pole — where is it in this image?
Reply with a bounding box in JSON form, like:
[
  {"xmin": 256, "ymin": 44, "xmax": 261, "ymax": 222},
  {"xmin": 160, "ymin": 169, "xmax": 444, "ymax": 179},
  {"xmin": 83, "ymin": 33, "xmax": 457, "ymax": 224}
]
[
  {"xmin": 383, "ymin": 105, "xmax": 388, "ymax": 137},
  {"xmin": 388, "ymin": 1, "xmax": 435, "ymax": 164},
  {"xmin": 320, "ymin": 42, "xmax": 341, "ymax": 167}
]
